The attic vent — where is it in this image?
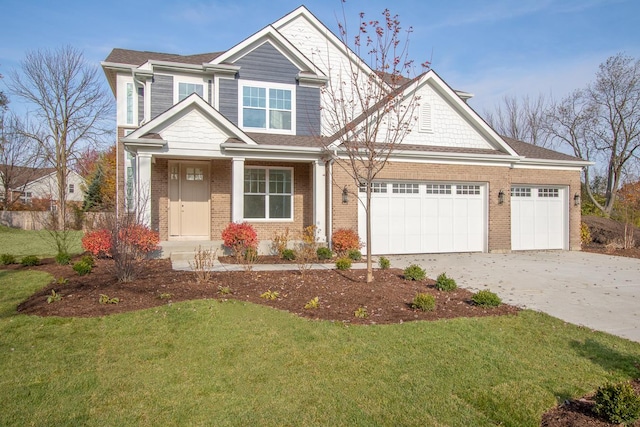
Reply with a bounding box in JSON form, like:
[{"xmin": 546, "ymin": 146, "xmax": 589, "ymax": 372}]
[{"xmin": 419, "ymin": 103, "xmax": 432, "ymax": 133}]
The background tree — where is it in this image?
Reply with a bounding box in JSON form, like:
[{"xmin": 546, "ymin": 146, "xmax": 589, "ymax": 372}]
[
  {"xmin": 322, "ymin": 8, "xmax": 428, "ymax": 282},
  {"xmin": 0, "ymin": 111, "xmax": 44, "ymax": 210},
  {"xmin": 483, "ymin": 93, "xmax": 553, "ymax": 148},
  {"xmin": 546, "ymin": 53, "xmax": 640, "ymax": 217},
  {"xmin": 8, "ymin": 46, "xmax": 113, "ymax": 229}
]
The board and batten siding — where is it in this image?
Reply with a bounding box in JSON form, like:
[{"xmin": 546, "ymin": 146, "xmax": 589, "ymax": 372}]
[
  {"xmin": 151, "ymin": 74, "xmax": 173, "ymax": 120},
  {"xmin": 296, "ymin": 86, "xmax": 320, "ymax": 136},
  {"xmin": 218, "ymin": 78, "xmax": 238, "ymax": 125},
  {"xmin": 235, "ymin": 42, "xmax": 299, "ymax": 84}
]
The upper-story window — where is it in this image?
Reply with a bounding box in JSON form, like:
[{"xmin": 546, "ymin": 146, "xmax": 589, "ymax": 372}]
[
  {"xmin": 239, "ymin": 82, "xmax": 295, "ymax": 134},
  {"xmin": 178, "ymin": 82, "xmax": 203, "ymax": 102}
]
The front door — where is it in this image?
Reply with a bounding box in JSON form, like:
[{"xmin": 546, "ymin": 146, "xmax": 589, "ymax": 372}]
[{"xmin": 169, "ymin": 162, "xmax": 210, "ymax": 239}]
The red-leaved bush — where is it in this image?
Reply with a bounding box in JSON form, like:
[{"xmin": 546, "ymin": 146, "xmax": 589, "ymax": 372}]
[
  {"xmin": 221, "ymin": 222, "xmax": 258, "ymax": 258},
  {"xmin": 82, "ymin": 225, "xmax": 159, "ymax": 258},
  {"xmin": 331, "ymin": 228, "xmax": 361, "ymax": 256},
  {"xmin": 82, "ymin": 229, "xmax": 112, "ymax": 257}
]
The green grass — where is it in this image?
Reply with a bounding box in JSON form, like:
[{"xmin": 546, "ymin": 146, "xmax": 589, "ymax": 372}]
[
  {"xmin": 1, "ymin": 270, "xmax": 640, "ymax": 426},
  {"xmin": 0, "ymin": 226, "xmax": 83, "ymax": 258}
]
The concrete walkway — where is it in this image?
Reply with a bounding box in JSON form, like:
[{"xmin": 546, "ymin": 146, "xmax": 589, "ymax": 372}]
[
  {"xmin": 172, "ymin": 251, "xmax": 640, "ymax": 343},
  {"xmin": 389, "ymin": 252, "xmax": 640, "ymax": 343}
]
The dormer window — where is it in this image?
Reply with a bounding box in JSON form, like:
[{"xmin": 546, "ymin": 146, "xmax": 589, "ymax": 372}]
[
  {"xmin": 178, "ymin": 82, "xmax": 203, "ymax": 102},
  {"xmin": 239, "ymin": 81, "xmax": 295, "ymax": 134}
]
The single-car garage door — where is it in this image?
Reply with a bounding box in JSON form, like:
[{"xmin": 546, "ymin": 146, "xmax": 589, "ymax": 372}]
[
  {"xmin": 358, "ymin": 182, "xmax": 486, "ymax": 255},
  {"xmin": 511, "ymin": 186, "xmax": 567, "ymax": 250}
]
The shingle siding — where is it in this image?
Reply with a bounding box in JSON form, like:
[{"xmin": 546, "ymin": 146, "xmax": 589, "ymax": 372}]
[
  {"xmin": 151, "ymin": 74, "xmax": 173, "ymax": 120},
  {"xmin": 234, "ymin": 42, "xmax": 299, "ymax": 84},
  {"xmin": 218, "ymin": 78, "xmax": 238, "ymax": 125}
]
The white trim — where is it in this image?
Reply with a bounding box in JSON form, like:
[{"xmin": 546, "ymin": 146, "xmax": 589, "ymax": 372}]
[{"xmin": 238, "ymin": 80, "xmax": 296, "ymax": 135}]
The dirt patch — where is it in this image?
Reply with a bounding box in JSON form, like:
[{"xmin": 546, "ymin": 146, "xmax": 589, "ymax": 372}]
[
  {"xmin": 541, "ymin": 379, "xmax": 640, "ymax": 427},
  {"xmin": 13, "ymin": 257, "xmax": 517, "ymax": 323}
]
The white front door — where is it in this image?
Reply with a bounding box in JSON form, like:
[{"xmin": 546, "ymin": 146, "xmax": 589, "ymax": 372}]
[
  {"xmin": 511, "ymin": 186, "xmax": 567, "ymax": 250},
  {"xmin": 358, "ymin": 182, "xmax": 486, "ymax": 255},
  {"xmin": 169, "ymin": 162, "xmax": 210, "ymax": 239}
]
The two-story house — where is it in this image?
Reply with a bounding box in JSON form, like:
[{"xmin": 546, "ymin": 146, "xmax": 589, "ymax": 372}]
[{"xmin": 102, "ymin": 5, "xmax": 589, "ymax": 255}]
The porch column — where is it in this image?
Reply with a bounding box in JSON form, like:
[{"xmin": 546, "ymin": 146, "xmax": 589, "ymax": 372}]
[
  {"xmin": 137, "ymin": 153, "xmax": 152, "ymax": 227},
  {"xmin": 313, "ymin": 160, "xmax": 327, "ymax": 242},
  {"xmin": 231, "ymin": 157, "xmax": 245, "ymax": 222}
]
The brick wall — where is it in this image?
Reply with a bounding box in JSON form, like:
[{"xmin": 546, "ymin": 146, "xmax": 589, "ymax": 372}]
[{"xmin": 331, "ymin": 160, "xmax": 582, "ymax": 252}]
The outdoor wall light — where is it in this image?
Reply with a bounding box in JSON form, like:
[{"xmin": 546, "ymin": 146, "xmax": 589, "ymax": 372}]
[
  {"xmin": 498, "ymin": 189, "xmax": 505, "ymax": 205},
  {"xmin": 342, "ymin": 186, "xmax": 349, "ymax": 204},
  {"xmin": 574, "ymin": 193, "xmax": 581, "ymax": 206}
]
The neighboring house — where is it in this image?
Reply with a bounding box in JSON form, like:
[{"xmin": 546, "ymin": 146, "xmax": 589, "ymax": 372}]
[
  {"xmin": 0, "ymin": 166, "xmax": 85, "ymax": 209},
  {"xmin": 101, "ymin": 6, "xmax": 590, "ymax": 255}
]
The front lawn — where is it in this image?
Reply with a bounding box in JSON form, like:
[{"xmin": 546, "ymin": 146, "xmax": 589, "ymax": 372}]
[
  {"xmin": 1, "ymin": 269, "xmax": 639, "ymax": 426},
  {"xmin": 0, "ymin": 226, "xmax": 83, "ymax": 258}
]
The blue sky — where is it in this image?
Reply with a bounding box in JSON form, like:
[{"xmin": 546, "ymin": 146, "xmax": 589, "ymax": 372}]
[{"xmin": 1, "ymin": 0, "xmax": 639, "ymax": 115}]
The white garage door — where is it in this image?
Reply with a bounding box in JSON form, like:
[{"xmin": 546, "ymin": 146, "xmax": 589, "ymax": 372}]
[
  {"xmin": 511, "ymin": 186, "xmax": 567, "ymax": 250},
  {"xmin": 358, "ymin": 182, "xmax": 486, "ymax": 255}
]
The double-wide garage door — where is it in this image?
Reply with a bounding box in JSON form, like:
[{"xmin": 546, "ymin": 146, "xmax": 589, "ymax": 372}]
[
  {"xmin": 511, "ymin": 186, "xmax": 567, "ymax": 251},
  {"xmin": 358, "ymin": 182, "xmax": 486, "ymax": 255}
]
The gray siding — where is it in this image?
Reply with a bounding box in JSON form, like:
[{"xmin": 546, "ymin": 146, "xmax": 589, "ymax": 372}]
[
  {"xmin": 137, "ymin": 86, "xmax": 144, "ymax": 124},
  {"xmin": 219, "ymin": 78, "xmax": 238, "ymax": 125},
  {"xmin": 151, "ymin": 74, "xmax": 173, "ymax": 119},
  {"xmin": 296, "ymin": 86, "xmax": 321, "ymax": 136},
  {"xmin": 235, "ymin": 42, "xmax": 299, "ymax": 84}
]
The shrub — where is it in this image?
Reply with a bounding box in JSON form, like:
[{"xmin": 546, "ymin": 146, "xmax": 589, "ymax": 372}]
[
  {"xmin": 435, "ymin": 273, "xmax": 457, "ymax": 291},
  {"xmin": 471, "ymin": 290, "xmax": 502, "ymax": 307},
  {"xmin": 20, "ymin": 255, "xmax": 39, "ymax": 266},
  {"xmin": 73, "ymin": 260, "xmax": 92, "ymax": 276},
  {"xmin": 281, "ymin": 248, "xmax": 296, "ymax": 260},
  {"xmin": 316, "ymin": 246, "xmax": 332, "ymax": 260},
  {"xmin": 348, "ymin": 249, "xmax": 362, "ymax": 261},
  {"xmin": 81, "ymin": 255, "xmax": 95, "ymax": 267},
  {"xmin": 82, "ymin": 229, "xmax": 112, "ymax": 257},
  {"xmin": 411, "ymin": 293, "xmax": 436, "ymax": 311},
  {"xmin": 593, "ymin": 382, "xmax": 640, "ymax": 425},
  {"xmin": 378, "ymin": 256, "xmax": 390, "ymax": 269},
  {"xmin": 332, "ymin": 228, "xmax": 361, "ymax": 256},
  {"xmin": 55, "ymin": 252, "xmax": 71, "ymax": 265},
  {"xmin": 221, "ymin": 222, "xmax": 258, "ymax": 259},
  {"xmin": 46, "ymin": 290, "xmax": 62, "ymax": 304},
  {"xmin": 304, "ymin": 297, "xmax": 319, "ymax": 309},
  {"xmin": 0, "ymin": 254, "xmax": 16, "ymax": 265},
  {"xmin": 335, "ymin": 257, "xmax": 352, "ymax": 270},
  {"xmin": 581, "ymin": 221, "xmax": 592, "ymax": 244},
  {"xmin": 404, "ymin": 264, "xmax": 426, "ymax": 281},
  {"xmin": 354, "ymin": 307, "xmax": 368, "ymax": 318}
]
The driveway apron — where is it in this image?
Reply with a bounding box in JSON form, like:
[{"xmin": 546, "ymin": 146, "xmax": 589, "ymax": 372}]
[{"xmin": 388, "ymin": 251, "xmax": 640, "ymax": 343}]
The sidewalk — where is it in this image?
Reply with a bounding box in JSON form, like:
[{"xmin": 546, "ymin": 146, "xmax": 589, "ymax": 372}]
[{"xmin": 171, "ymin": 259, "xmax": 368, "ymax": 272}]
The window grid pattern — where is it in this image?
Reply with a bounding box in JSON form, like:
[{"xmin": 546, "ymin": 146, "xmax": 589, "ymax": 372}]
[
  {"xmin": 456, "ymin": 185, "xmax": 481, "ymax": 195},
  {"xmin": 392, "ymin": 183, "xmax": 419, "ymax": 194},
  {"xmin": 359, "ymin": 182, "xmax": 388, "ymax": 193},
  {"xmin": 425, "ymin": 184, "xmax": 451, "ymax": 194},
  {"xmin": 178, "ymin": 82, "xmax": 203, "ymax": 102},
  {"xmin": 244, "ymin": 168, "xmax": 292, "ymax": 219},
  {"xmin": 511, "ymin": 187, "xmax": 531, "ymax": 197},
  {"xmin": 538, "ymin": 188, "xmax": 559, "ymax": 198}
]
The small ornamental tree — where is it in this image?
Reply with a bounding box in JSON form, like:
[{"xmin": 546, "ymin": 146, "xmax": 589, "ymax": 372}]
[{"xmin": 221, "ymin": 222, "xmax": 258, "ymax": 261}]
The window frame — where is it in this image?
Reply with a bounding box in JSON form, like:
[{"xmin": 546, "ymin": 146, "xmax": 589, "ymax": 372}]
[
  {"xmin": 238, "ymin": 81, "xmax": 296, "ymax": 135},
  {"xmin": 243, "ymin": 166, "xmax": 294, "ymax": 221}
]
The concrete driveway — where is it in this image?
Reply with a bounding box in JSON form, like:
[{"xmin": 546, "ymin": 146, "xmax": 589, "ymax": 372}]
[{"xmin": 388, "ymin": 251, "xmax": 640, "ymax": 343}]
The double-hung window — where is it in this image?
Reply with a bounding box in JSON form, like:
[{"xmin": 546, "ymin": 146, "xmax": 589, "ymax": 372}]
[
  {"xmin": 241, "ymin": 83, "xmax": 294, "ymax": 133},
  {"xmin": 178, "ymin": 82, "xmax": 203, "ymax": 101},
  {"xmin": 244, "ymin": 168, "xmax": 292, "ymax": 219}
]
